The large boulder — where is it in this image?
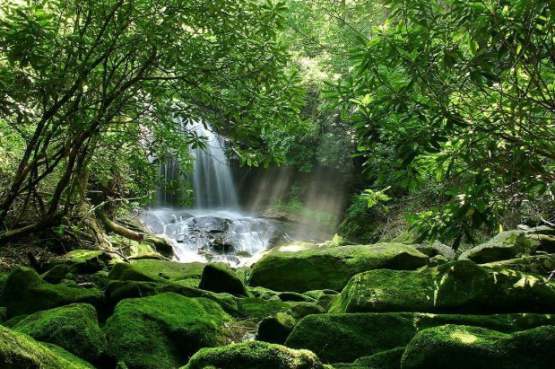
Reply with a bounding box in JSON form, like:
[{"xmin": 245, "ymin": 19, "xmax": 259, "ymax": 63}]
[
  {"xmin": 108, "ymin": 259, "xmax": 204, "ymax": 285},
  {"xmin": 401, "ymin": 324, "xmax": 555, "ymax": 369},
  {"xmin": 331, "ymin": 260, "xmax": 555, "ymax": 314},
  {"xmin": 249, "ymin": 243, "xmax": 428, "ymax": 292},
  {"xmin": 0, "ymin": 325, "xmax": 94, "ymax": 369},
  {"xmin": 181, "ymin": 341, "xmax": 325, "ymax": 369},
  {"xmin": 459, "ymin": 230, "xmax": 536, "ymax": 263},
  {"xmin": 333, "ymin": 347, "xmax": 405, "ymax": 369},
  {"xmin": 199, "ymin": 264, "xmax": 247, "ymax": 296},
  {"xmin": 104, "ymin": 292, "xmax": 231, "ymax": 369},
  {"xmin": 0, "ymin": 267, "xmax": 102, "ymax": 318},
  {"xmin": 285, "ymin": 312, "xmax": 555, "ymax": 363},
  {"xmin": 6, "ymin": 303, "xmax": 107, "ymax": 364},
  {"xmin": 482, "ymin": 253, "xmax": 555, "ymax": 276}
]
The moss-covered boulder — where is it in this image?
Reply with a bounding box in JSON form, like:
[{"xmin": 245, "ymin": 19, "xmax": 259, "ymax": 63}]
[
  {"xmin": 256, "ymin": 312, "xmax": 296, "ymax": 344},
  {"xmin": 6, "ymin": 303, "xmax": 107, "ymax": 364},
  {"xmin": 304, "ymin": 290, "xmax": 339, "ymax": 309},
  {"xmin": 333, "ymin": 347, "xmax": 405, "ymax": 369},
  {"xmin": 108, "ymin": 259, "xmax": 204, "ymax": 285},
  {"xmin": 45, "ymin": 249, "xmax": 111, "ymax": 275},
  {"xmin": 181, "ymin": 341, "xmax": 325, "ymax": 369},
  {"xmin": 199, "ymin": 264, "xmax": 247, "ymax": 296},
  {"xmin": 104, "ymin": 292, "xmax": 231, "ymax": 369},
  {"xmin": 0, "ymin": 325, "xmax": 95, "ymax": 369},
  {"xmin": 459, "ymin": 230, "xmax": 536, "ymax": 263},
  {"xmin": 331, "ymin": 260, "xmax": 555, "ymax": 313},
  {"xmin": 104, "ymin": 279, "xmax": 238, "ymax": 314},
  {"xmin": 236, "ymin": 297, "xmax": 291, "ymax": 320},
  {"xmin": 0, "ymin": 267, "xmax": 102, "ymax": 318},
  {"xmin": 288, "ymin": 302, "xmax": 325, "ymax": 319},
  {"xmin": 401, "ymin": 324, "xmax": 555, "ymax": 369},
  {"xmin": 482, "ymin": 253, "xmax": 555, "ymax": 276},
  {"xmin": 249, "ymin": 243, "xmax": 428, "ymax": 292},
  {"xmin": 285, "ymin": 312, "xmax": 555, "ymax": 363}
]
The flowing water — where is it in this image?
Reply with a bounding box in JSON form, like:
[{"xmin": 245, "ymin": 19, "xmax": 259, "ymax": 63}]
[{"xmin": 141, "ymin": 122, "xmax": 281, "ymax": 266}]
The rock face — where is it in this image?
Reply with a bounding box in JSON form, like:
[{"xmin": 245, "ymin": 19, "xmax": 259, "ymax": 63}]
[
  {"xmin": 459, "ymin": 230, "xmax": 536, "ymax": 263},
  {"xmin": 0, "ymin": 267, "xmax": 102, "ymax": 318},
  {"xmin": 104, "ymin": 292, "xmax": 231, "ymax": 369},
  {"xmin": 181, "ymin": 341, "xmax": 325, "ymax": 369},
  {"xmin": 249, "ymin": 243, "xmax": 429, "ymax": 292},
  {"xmin": 6, "ymin": 303, "xmax": 107, "ymax": 364},
  {"xmin": 0, "ymin": 325, "xmax": 95, "ymax": 369},
  {"xmin": 401, "ymin": 324, "xmax": 555, "ymax": 369},
  {"xmin": 284, "ymin": 312, "xmax": 555, "ymax": 363},
  {"xmin": 198, "ymin": 264, "xmax": 247, "ymax": 296},
  {"xmin": 331, "ymin": 260, "xmax": 555, "ymax": 314}
]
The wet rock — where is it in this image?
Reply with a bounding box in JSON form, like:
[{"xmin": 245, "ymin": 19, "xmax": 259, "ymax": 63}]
[
  {"xmin": 256, "ymin": 312, "xmax": 296, "ymax": 344},
  {"xmin": 199, "ymin": 263, "xmax": 247, "ymax": 296}
]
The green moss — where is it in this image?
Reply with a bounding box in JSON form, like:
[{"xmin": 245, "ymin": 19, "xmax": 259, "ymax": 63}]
[
  {"xmin": 236, "ymin": 297, "xmax": 290, "ymax": 320},
  {"xmin": 459, "ymin": 230, "xmax": 536, "ymax": 263},
  {"xmin": 288, "ymin": 302, "xmax": 325, "ymax": 319},
  {"xmin": 350, "ymin": 346, "xmax": 405, "ymax": 369},
  {"xmin": 199, "ymin": 264, "xmax": 247, "ymax": 296},
  {"xmin": 285, "ymin": 312, "xmax": 555, "ymax": 363},
  {"xmin": 108, "ymin": 260, "xmax": 204, "ymax": 283},
  {"xmin": 331, "ymin": 260, "xmax": 555, "ymax": 314},
  {"xmin": 181, "ymin": 341, "xmax": 325, "ymax": 369},
  {"xmin": 104, "ymin": 292, "xmax": 231, "ymax": 369},
  {"xmin": 256, "ymin": 312, "xmax": 296, "ymax": 344},
  {"xmin": 0, "ymin": 267, "xmax": 102, "ymax": 318},
  {"xmin": 7, "ymin": 303, "xmax": 106, "ymax": 364},
  {"xmin": 249, "ymin": 243, "xmax": 428, "ymax": 292},
  {"xmin": 401, "ymin": 324, "xmax": 555, "ymax": 369},
  {"xmin": 0, "ymin": 325, "xmax": 94, "ymax": 369}
]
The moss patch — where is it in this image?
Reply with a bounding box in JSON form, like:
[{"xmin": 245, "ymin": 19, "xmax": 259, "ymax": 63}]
[
  {"xmin": 108, "ymin": 260, "xmax": 204, "ymax": 283},
  {"xmin": 0, "ymin": 325, "xmax": 95, "ymax": 369},
  {"xmin": 7, "ymin": 303, "xmax": 107, "ymax": 364},
  {"xmin": 181, "ymin": 341, "xmax": 325, "ymax": 369},
  {"xmin": 249, "ymin": 243, "xmax": 428, "ymax": 292},
  {"xmin": 104, "ymin": 292, "xmax": 231, "ymax": 369}
]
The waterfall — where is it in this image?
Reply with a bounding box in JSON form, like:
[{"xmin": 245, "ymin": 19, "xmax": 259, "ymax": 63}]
[{"xmin": 191, "ymin": 122, "xmax": 239, "ymax": 209}]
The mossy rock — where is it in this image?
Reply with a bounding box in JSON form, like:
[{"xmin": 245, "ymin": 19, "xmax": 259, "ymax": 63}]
[
  {"xmin": 331, "ymin": 260, "xmax": 555, "ymax": 314},
  {"xmin": 401, "ymin": 324, "xmax": 555, "ymax": 369},
  {"xmin": 333, "ymin": 347, "xmax": 405, "ymax": 369},
  {"xmin": 247, "ymin": 286, "xmax": 281, "ymax": 301},
  {"xmin": 181, "ymin": 341, "xmax": 325, "ymax": 369},
  {"xmin": 303, "ymin": 290, "xmax": 339, "ymax": 309},
  {"xmin": 249, "ymin": 243, "xmax": 428, "ymax": 292},
  {"xmin": 45, "ymin": 249, "xmax": 111, "ymax": 275},
  {"xmin": 199, "ymin": 264, "xmax": 247, "ymax": 296},
  {"xmin": 288, "ymin": 302, "xmax": 325, "ymax": 319},
  {"xmin": 6, "ymin": 303, "xmax": 107, "ymax": 364},
  {"xmin": 108, "ymin": 260, "xmax": 204, "ymax": 283},
  {"xmin": 482, "ymin": 253, "xmax": 555, "ymax": 276},
  {"xmin": 0, "ymin": 325, "xmax": 95, "ymax": 368},
  {"xmin": 285, "ymin": 312, "xmax": 555, "ymax": 363},
  {"xmin": 0, "ymin": 267, "xmax": 102, "ymax": 318},
  {"xmin": 104, "ymin": 292, "xmax": 232, "ymax": 369},
  {"xmin": 236, "ymin": 297, "xmax": 291, "ymax": 320},
  {"xmin": 459, "ymin": 230, "xmax": 536, "ymax": 263},
  {"xmin": 104, "ymin": 280, "xmax": 238, "ymax": 315},
  {"xmin": 256, "ymin": 312, "xmax": 296, "ymax": 344},
  {"xmin": 279, "ymin": 291, "xmax": 316, "ymax": 302}
]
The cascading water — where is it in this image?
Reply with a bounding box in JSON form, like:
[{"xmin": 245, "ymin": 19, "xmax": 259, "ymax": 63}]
[{"xmin": 141, "ymin": 121, "xmax": 283, "ymax": 266}]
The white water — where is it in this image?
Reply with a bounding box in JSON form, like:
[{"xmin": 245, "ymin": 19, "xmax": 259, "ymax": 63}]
[{"xmin": 142, "ymin": 122, "xmax": 279, "ymax": 266}]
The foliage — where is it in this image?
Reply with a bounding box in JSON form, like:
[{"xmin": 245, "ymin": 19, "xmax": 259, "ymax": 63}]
[{"xmin": 329, "ymin": 0, "xmax": 555, "ymax": 245}]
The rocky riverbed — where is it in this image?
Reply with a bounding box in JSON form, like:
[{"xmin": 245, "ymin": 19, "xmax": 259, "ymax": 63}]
[{"xmin": 0, "ymin": 226, "xmax": 554, "ymax": 369}]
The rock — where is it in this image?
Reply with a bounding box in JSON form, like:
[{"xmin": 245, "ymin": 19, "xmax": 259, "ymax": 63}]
[
  {"xmin": 249, "ymin": 243, "xmax": 428, "ymax": 292},
  {"xmin": 337, "ymin": 347, "xmax": 405, "ymax": 369},
  {"xmin": 104, "ymin": 280, "xmax": 239, "ymax": 315},
  {"xmin": 0, "ymin": 267, "xmax": 102, "ymax": 318},
  {"xmin": 6, "ymin": 303, "xmax": 107, "ymax": 364},
  {"xmin": 0, "ymin": 325, "xmax": 95, "ymax": 368},
  {"xmin": 303, "ymin": 290, "xmax": 339, "ymax": 309},
  {"xmin": 482, "ymin": 253, "xmax": 555, "ymax": 276},
  {"xmin": 236, "ymin": 297, "xmax": 291, "ymax": 320},
  {"xmin": 331, "ymin": 260, "xmax": 555, "ymax": 314},
  {"xmin": 401, "ymin": 324, "xmax": 555, "ymax": 369},
  {"xmin": 288, "ymin": 302, "xmax": 325, "ymax": 319},
  {"xmin": 459, "ymin": 230, "xmax": 536, "ymax": 263},
  {"xmin": 256, "ymin": 312, "xmax": 296, "ymax": 344},
  {"xmin": 278, "ymin": 292, "xmax": 316, "ymax": 302},
  {"xmin": 108, "ymin": 259, "xmax": 204, "ymax": 285},
  {"xmin": 415, "ymin": 241, "xmax": 456, "ymax": 259},
  {"xmin": 181, "ymin": 341, "xmax": 325, "ymax": 369},
  {"xmin": 285, "ymin": 312, "xmax": 555, "ymax": 363},
  {"xmin": 199, "ymin": 264, "xmax": 247, "ymax": 296},
  {"xmin": 104, "ymin": 292, "xmax": 231, "ymax": 369},
  {"xmin": 45, "ymin": 249, "xmax": 111, "ymax": 275}
]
